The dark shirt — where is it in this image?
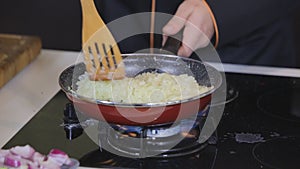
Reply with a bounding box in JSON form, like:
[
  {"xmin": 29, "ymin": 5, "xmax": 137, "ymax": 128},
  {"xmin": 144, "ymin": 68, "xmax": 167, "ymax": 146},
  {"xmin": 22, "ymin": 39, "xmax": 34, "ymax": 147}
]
[
  {"xmin": 97, "ymin": 0, "xmax": 300, "ymax": 67},
  {"xmin": 0, "ymin": 0, "xmax": 299, "ymax": 67}
]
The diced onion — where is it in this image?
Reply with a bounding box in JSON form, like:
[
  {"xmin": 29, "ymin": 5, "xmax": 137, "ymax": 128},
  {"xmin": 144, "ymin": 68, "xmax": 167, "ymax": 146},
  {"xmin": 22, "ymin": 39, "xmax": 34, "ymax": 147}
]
[
  {"xmin": 4, "ymin": 155, "xmax": 21, "ymax": 167},
  {"xmin": 0, "ymin": 145, "xmax": 74, "ymax": 169}
]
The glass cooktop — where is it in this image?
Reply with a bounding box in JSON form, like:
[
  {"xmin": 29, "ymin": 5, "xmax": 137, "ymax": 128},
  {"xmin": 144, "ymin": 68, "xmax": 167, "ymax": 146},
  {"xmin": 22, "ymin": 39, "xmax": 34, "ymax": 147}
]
[{"xmin": 2, "ymin": 73, "xmax": 300, "ymax": 169}]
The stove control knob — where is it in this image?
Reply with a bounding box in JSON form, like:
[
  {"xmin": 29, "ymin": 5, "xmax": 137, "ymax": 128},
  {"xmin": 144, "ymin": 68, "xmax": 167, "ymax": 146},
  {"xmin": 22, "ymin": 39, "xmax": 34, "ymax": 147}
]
[
  {"xmin": 64, "ymin": 103, "xmax": 79, "ymax": 123},
  {"xmin": 63, "ymin": 103, "xmax": 83, "ymax": 140}
]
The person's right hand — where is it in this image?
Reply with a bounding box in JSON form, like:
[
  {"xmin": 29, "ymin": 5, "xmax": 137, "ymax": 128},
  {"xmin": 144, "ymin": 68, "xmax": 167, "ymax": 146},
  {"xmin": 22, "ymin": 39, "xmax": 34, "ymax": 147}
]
[{"xmin": 162, "ymin": 0, "xmax": 215, "ymax": 57}]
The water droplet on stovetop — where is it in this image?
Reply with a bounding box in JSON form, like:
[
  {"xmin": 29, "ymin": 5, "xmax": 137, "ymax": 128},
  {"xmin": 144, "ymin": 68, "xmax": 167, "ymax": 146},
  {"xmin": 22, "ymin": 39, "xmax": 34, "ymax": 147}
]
[{"xmin": 235, "ymin": 133, "xmax": 265, "ymax": 144}]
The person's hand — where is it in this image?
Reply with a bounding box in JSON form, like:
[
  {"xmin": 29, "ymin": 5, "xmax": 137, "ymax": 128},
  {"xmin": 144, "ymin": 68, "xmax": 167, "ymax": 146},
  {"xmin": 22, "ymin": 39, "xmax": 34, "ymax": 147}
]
[{"xmin": 162, "ymin": 0, "xmax": 214, "ymax": 57}]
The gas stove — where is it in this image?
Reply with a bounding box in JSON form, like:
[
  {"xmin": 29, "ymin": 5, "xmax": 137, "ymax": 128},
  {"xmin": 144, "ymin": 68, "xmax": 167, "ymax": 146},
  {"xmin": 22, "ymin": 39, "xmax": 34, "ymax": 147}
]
[{"xmin": 2, "ymin": 72, "xmax": 300, "ymax": 169}]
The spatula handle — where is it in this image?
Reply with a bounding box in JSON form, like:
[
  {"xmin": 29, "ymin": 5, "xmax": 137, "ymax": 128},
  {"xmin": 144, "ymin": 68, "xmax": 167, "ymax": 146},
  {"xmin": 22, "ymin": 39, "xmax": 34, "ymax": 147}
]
[{"xmin": 161, "ymin": 30, "xmax": 183, "ymax": 55}]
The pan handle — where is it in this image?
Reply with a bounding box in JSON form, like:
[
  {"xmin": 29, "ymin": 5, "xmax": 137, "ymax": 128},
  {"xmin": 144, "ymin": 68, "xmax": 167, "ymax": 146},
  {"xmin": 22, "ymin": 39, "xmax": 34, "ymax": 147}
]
[{"xmin": 160, "ymin": 30, "xmax": 183, "ymax": 55}]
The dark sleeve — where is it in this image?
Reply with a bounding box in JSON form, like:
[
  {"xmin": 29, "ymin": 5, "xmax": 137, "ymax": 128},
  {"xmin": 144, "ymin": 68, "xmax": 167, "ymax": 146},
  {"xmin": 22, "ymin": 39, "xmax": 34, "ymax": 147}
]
[{"xmin": 206, "ymin": 0, "xmax": 300, "ymax": 47}]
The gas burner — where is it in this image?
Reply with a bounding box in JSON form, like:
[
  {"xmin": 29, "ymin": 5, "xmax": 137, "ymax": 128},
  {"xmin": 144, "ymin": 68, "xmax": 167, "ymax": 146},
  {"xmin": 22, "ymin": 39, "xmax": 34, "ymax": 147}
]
[
  {"xmin": 257, "ymin": 87, "xmax": 300, "ymax": 123},
  {"xmin": 61, "ymin": 101, "xmax": 215, "ymax": 158},
  {"xmin": 79, "ymin": 145, "xmax": 217, "ymax": 169},
  {"xmin": 110, "ymin": 123, "xmax": 182, "ymax": 138},
  {"xmin": 252, "ymin": 136, "xmax": 300, "ymax": 169},
  {"xmin": 97, "ymin": 115, "xmax": 213, "ymax": 158}
]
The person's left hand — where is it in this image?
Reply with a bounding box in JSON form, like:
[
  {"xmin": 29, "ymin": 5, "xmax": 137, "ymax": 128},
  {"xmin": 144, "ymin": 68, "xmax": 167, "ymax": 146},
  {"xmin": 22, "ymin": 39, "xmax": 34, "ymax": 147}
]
[{"xmin": 162, "ymin": 0, "xmax": 214, "ymax": 57}]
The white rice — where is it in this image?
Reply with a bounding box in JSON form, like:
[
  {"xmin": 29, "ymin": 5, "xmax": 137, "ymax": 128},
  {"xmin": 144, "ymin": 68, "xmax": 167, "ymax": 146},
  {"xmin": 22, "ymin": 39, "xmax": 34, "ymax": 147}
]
[{"xmin": 76, "ymin": 72, "xmax": 211, "ymax": 104}]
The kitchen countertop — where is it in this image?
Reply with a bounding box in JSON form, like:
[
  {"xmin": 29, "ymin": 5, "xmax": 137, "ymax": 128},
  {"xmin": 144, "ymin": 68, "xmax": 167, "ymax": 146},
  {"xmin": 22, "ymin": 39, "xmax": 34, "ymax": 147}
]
[{"xmin": 0, "ymin": 49, "xmax": 300, "ymax": 169}]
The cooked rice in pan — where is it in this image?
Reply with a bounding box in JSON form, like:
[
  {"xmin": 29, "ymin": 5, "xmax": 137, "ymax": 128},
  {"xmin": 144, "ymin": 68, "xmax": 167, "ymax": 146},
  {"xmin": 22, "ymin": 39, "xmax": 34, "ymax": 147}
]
[{"xmin": 76, "ymin": 72, "xmax": 211, "ymax": 104}]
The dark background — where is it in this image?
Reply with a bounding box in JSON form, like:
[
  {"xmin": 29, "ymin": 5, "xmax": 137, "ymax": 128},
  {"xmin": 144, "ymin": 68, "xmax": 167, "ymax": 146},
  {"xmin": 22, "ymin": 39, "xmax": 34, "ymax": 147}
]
[
  {"xmin": 0, "ymin": 1, "xmax": 82, "ymax": 51},
  {"xmin": 0, "ymin": 1, "xmax": 299, "ymax": 67}
]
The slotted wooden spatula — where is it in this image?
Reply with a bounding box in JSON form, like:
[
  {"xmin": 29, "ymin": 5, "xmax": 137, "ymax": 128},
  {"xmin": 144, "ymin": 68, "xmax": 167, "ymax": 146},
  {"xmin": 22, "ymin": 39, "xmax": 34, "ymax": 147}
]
[{"xmin": 80, "ymin": 0, "xmax": 125, "ymax": 80}]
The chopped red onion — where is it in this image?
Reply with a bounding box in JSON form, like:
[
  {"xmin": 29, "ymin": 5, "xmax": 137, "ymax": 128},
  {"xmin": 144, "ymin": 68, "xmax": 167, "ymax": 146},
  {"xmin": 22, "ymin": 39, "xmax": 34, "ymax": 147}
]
[
  {"xmin": 28, "ymin": 163, "xmax": 40, "ymax": 169},
  {"xmin": 10, "ymin": 145, "xmax": 35, "ymax": 159},
  {"xmin": 48, "ymin": 149, "xmax": 67, "ymax": 156},
  {"xmin": 48, "ymin": 149, "xmax": 72, "ymax": 166},
  {"xmin": 31, "ymin": 152, "xmax": 45, "ymax": 163},
  {"xmin": 4, "ymin": 154, "xmax": 21, "ymax": 167},
  {"xmin": 0, "ymin": 149, "xmax": 10, "ymax": 163},
  {"xmin": 0, "ymin": 145, "xmax": 76, "ymax": 169},
  {"xmin": 0, "ymin": 149, "xmax": 10, "ymax": 157},
  {"xmin": 39, "ymin": 158, "xmax": 61, "ymax": 169}
]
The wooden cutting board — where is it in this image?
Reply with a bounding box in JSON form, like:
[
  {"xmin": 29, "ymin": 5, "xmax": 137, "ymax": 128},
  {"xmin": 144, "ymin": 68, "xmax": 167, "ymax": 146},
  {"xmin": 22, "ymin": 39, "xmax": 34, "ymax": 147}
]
[{"xmin": 0, "ymin": 34, "xmax": 42, "ymax": 88}]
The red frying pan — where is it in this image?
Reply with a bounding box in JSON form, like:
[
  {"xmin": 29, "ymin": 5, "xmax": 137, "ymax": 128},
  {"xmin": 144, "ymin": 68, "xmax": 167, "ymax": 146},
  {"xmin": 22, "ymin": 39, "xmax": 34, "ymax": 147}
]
[{"xmin": 59, "ymin": 53, "xmax": 222, "ymax": 126}]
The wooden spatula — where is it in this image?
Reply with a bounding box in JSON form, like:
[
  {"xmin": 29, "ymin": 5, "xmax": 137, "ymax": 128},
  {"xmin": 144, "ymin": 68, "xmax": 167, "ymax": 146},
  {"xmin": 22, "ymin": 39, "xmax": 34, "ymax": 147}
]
[{"xmin": 80, "ymin": 0, "xmax": 125, "ymax": 80}]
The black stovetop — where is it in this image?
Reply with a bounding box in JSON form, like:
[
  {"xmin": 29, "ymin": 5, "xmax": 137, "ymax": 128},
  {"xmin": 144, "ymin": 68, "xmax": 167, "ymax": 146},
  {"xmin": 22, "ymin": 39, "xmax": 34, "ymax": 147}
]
[{"xmin": 3, "ymin": 73, "xmax": 300, "ymax": 169}]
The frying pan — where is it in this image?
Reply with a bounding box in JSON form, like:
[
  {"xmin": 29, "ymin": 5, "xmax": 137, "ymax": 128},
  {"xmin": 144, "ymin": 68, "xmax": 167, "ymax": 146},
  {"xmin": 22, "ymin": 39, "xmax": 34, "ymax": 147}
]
[{"xmin": 59, "ymin": 52, "xmax": 222, "ymax": 126}]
